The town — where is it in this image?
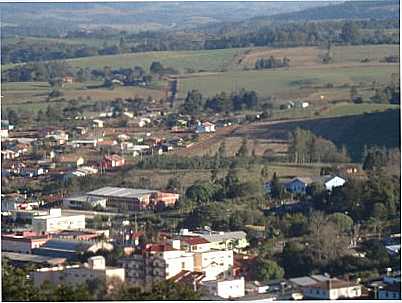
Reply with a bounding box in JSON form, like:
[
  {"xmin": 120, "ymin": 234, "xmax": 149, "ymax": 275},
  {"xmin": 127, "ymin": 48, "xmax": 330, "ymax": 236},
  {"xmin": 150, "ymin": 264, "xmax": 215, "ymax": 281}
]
[{"xmin": 1, "ymin": 1, "xmax": 401, "ymax": 301}]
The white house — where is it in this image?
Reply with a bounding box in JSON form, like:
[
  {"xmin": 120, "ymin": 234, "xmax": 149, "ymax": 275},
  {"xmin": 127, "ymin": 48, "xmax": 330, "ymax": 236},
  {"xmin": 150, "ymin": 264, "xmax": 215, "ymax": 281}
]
[
  {"xmin": 195, "ymin": 121, "xmax": 215, "ymax": 134},
  {"xmin": 92, "ymin": 119, "xmax": 104, "ymax": 128},
  {"xmin": 323, "ymin": 176, "xmax": 346, "ymax": 191},
  {"xmin": 202, "ymin": 277, "xmax": 245, "ymax": 299}
]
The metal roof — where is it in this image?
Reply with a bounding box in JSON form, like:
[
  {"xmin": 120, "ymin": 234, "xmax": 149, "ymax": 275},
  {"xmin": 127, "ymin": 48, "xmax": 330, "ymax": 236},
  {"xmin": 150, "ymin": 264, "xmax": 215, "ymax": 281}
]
[
  {"xmin": 41, "ymin": 239, "xmax": 93, "ymax": 251},
  {"xmin": 87, "ymin": 187, "xmax": 156, "ymax": 199},
  {"xmin": 2, "ymin": 252, "xmax": 65, "ymax": 265},
  {"xmin": 200, "ymin": 231, "xmax": 247, "ymax": 243}
]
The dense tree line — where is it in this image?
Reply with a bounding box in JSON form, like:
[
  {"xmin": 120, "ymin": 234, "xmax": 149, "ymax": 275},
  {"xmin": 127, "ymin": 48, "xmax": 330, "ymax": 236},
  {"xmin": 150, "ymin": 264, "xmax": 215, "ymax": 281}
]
[
  {"xmin": 183, "ymin": 89, "xmax": 259, "ymax": 116},
  {"xmin": 255, "ymin": 56, "xmax": 290, "ymax": 70},
  {"xmin": 2, "ymin": 19, "xmax": 398, "ymax": 65},
  {"xmin": 288, "ymin": 128, "xmax": 351, "ymax": 164}
]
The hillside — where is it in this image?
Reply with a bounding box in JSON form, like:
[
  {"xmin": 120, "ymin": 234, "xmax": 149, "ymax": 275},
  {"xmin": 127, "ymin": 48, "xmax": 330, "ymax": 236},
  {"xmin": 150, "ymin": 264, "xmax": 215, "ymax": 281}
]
[
  {"xmin": 270, "ymin": 0, "xmax": 399, "ymax": 21},
  {"xmin": 237, "ymin": 109, "xmax": 400, "ymax": 162}
]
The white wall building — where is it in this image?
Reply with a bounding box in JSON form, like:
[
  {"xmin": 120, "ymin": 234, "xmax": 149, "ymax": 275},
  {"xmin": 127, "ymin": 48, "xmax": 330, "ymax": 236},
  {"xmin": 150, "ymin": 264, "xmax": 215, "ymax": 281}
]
[
  {"xmin": 303, "ymin": 279, "xmax": 362, "ymax": 300},
  {"xmin": 202, "ymin": 277, "xmax": 245, "ymax": 299},
  {"xmin": 324, "ymin": 176, "xmax": 346, "ymax": 191},
  {"xmin": 194, "ymin": 249, "xmax": 233, "ymax": 281},
  {"xmin": 32, "ymin": 209, "xmax": 85, "ymax": 233},
  {"xmin": 32, "ymin": 256, "xmax": 125, "ymax": 287}
]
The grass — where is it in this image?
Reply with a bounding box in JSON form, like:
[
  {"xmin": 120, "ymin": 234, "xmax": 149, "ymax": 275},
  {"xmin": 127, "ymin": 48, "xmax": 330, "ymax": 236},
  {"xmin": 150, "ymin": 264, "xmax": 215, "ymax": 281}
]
[
  {"xmin": 178, "ymin": 64, "xmax": 398, "ymax": 99},
  {"xmin": 64, "ymin": 48, "xmax": 248, "ymax": 72},
  {"xmin": 322, "ymin": 103, "xmax": 400, "ymax": 117}
]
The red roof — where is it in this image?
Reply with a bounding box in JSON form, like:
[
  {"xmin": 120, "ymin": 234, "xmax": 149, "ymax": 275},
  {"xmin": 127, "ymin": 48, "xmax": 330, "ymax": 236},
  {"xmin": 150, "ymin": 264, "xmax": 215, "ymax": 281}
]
[
  {"xmin": 144, "ymin": 243, "xmax": 176, "ymax": 253},
  {"xmin": 181, "ymin": 236, "xmax": 210, "ymax": 245}
]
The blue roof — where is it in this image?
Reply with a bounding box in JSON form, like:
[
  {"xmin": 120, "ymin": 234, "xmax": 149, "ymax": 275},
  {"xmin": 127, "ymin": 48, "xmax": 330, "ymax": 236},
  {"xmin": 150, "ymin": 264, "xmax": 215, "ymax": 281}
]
[{"xmin": 42, "ymin": 239, "xmax": 93, "ymax": 251}]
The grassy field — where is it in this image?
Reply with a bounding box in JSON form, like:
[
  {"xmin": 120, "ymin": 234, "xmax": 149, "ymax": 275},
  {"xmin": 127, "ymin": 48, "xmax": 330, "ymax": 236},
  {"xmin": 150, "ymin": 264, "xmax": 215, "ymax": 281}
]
[
  {"xmin": 63, "ymin": 48, "xmax": 248, "ymax": 72},
  {"xmin": 178, "ymin": 64, "xmax": 398, "ymax": 99}
]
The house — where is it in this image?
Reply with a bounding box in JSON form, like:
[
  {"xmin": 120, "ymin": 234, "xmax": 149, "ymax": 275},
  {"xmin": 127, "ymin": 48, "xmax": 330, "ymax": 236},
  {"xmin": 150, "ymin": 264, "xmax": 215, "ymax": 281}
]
[
  {"xmin": 20, "ymin": 167, "xmax": 47, "ymax": 178},
  {"xmin": 57, "ymin": 155, "xmax": 85, "ymax": 168},
  {"xmin": 379, "ymin": 284, "xmax": 401, "ymax": 300},
  {"xmin": 1, "ymin": 231, "xmax": 49, "ymax": 254},
  {"xmin": 31, "ymin": 256, "xmax": 124, "ymax": 287},
  {"xmin": 102, "ymin": 154, "xmax": 125, "ymax": 169},
  {"xmin": 302, "ymin": 278, "xmax": 362, "ymax": 300},
  {"xmin": 92, "ymin": 119, "xmax": 104, "ymax": 128},
  {"xmin": 1, "ymin": 149, "xmax": 19, "ymax": 160},
  {"xmin": 195, "ymin": 121, "xmax": 215, "ymax": 134},
  {"xmin": 168, "ymin": 270, "xmax": 205, "ymax": 291},
  {"xmin": 46, "ymin": 130, "xmax": 69, "ymax": 145},
  {"xmin": 323, "ymin": 175, "xmax": 346, "ymax": 191},
  {"xmin": 180, "ymin": 236, "xmax": 211, "ymax": 253},
  {"xmin": 201, "ymin": 277, "xmax": 245, "ymax": 299},
  {"xmin": 285, "ymin": 177, "xmax": 312, "ymax": 194},
  {"xmin": 32, "ymin": 208, "xmax": 86, "ymax": 233},
  {"xmin": 63, "ymin": 76, "xmax": 74, "ymax": 84},
  {"xmin": 193, "ymin": 249, "xmax": 234, "ymax": 281},
  {"xmin": 32, "ymin": 239, "xmax": 113, "ymax": 261},
  {"xmin": 71, "ymin": 166, "xmax": 98, "ymax": 177}
]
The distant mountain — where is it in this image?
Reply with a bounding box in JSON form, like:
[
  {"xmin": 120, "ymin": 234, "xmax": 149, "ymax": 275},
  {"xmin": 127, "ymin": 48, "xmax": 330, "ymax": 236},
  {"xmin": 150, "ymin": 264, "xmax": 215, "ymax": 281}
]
[
  {"xmin": 0, "ymin": 2, "xmax": 330, "ymax": 34},
  {"xmin": 269, "ymin": 0, "xmax": 399, "ymax": 21}
]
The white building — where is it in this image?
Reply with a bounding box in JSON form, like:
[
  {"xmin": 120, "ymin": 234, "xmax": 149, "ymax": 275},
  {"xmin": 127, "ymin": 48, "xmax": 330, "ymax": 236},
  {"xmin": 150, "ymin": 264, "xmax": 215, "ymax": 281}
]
[
  {"xmin": 324, "ymin": 176, "xmax": 346, "ymax": 191},
  {"xmin": 195, "ymin": 121, "xmax": 215, "ymax": 134},
  {"xmin": 63, "ymin": 195, "xmax": 107, "ymax": 210},
  {"xmin": 302, "ymin": 279, "xmax": 362, "ymax": 300},
  {"xmin": 32, "ymin": 209, "xmax": 86, "ymax": 233},
  {"xmin": 194, "ymin": 249, "xmax": 233, "ymax": 281},
  {"xmin": 202, "ymin": 277, "xmax": 245, "ymax": 299},
  {"xmin": 92, "ymin": 119, "xmax": 104, "ymax": 128},
  {"xmin": 31, "ymin": 256, "xmax": 125, "ymax": 287}
]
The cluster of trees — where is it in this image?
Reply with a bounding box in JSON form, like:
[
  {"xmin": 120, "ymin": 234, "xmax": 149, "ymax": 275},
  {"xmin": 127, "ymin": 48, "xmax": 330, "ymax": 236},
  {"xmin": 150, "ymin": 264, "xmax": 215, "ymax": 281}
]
[
  {"xmin": 183, "ymin": 89, "xmax": 259, "ymax": 115},
  {"xmin": 255, "ymin": 56, "xmax": 290, "ymax": 70},
  {"xmin": 2, "ymin": 61, "xmax": 73, "ymax": 82},
  {"xmin": 2, "ymin": 260, "xmax": 200, "ymax": 301},
  {"xmin": 288, "ymin": 128, "xmax": 351, "ymax": 164},
  {"xmin": 149, "ymin": 61, "xmax": 179, "ymax": 76}
]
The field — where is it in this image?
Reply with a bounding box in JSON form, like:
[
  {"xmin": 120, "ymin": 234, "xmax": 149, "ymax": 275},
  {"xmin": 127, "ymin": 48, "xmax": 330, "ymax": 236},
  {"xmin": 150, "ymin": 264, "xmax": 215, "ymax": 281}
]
[
  {"xmin": 2, "ymin": 44, "xmax": 399, "ymax": 114},
  {"xmin": 178, "ymin": 64, "xmax": 398, "ymax": 100}
]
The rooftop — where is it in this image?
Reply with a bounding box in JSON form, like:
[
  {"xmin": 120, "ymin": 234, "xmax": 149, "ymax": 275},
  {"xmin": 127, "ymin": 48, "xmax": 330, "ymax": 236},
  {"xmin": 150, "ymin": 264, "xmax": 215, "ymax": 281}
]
[
  {"xmin": 87, "ymin": 187, "xmax": 156, "ymax": 199},
  {"xmin": 2, "ymin": 252, "xmax": 65, "ymax": 265}
]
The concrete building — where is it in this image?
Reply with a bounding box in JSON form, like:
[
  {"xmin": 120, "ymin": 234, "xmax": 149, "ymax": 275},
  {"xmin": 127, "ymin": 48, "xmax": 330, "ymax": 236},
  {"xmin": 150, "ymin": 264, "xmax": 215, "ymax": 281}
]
[
  {"xmin": 63, "ymin": 195, "xmax": 107, "ymax": 210},
  {"xmin": 120, "ymin": 242, "xmax": 194, "ymax": 288},
  {"xmin": 31, "ymin": 256, "xmax": 124, "ymax": 287},
  {"xmin": 302, "ymin": 279, "xmax": 362, "ymax": 300},
  {"xmin": 194, "ymin": 249, "xmax": 234, "ymax": 281},
  {"xmin": 202, "ymin": 277, "xmax": 245, "ymax": 299},
  {"xmin": 32, "ymin": 239, "xmax": 113, "ymax": 261},
  {"xmin": 32, "ymin": 208, "xmax": 86, "ymax": 233},
  {"xmin": 1, "ymin": 231, "xmax": 49, "ymax": 254}
]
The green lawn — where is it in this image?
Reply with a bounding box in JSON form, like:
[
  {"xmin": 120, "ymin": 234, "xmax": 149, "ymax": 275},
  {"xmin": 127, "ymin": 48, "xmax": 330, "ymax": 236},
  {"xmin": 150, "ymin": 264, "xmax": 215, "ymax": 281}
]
[{"xmin": 323, "ymin": 103, "xmax": 400, "ymax": 117}]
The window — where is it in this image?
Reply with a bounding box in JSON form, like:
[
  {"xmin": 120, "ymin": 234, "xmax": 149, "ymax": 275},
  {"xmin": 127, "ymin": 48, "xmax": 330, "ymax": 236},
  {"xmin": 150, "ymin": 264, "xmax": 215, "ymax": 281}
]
[{"xmin": 181, "ymin": 262, "xmax": 185, "ymax": 269}]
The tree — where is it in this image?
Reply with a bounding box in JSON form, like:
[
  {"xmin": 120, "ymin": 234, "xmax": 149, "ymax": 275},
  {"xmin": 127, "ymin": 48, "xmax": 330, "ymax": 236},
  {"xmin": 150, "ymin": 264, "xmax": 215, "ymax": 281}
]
[
  {"xmin": 166, "ymin": 177, "xmax": 181, "ymax": 193},
  {"xmin": 6, "ymin": 109, "xmax": 19, "ymax": 125},
  {"xmin": 182, "ymin": 90, "xmax": 203, "ymax": 116},
  {"xmin": 270, "ymin": 172, "xmax": 283, "ymax": 199},
  {"xmin": 328, "ymin": 213, "xmax": 354, "ymax": 234},
  {"xmin": 282, "ymin": 242, "xmax": 313, "ymax": 277},
  {"xmin": 341, "ymin": 22, "xmax": 360, "ymax": 44},
  {"xmin": 150, "ymin": 61, "xmax": 164, "ymax": 74},
  {"xmin": 237, "ymin": 138, "xmax": 249, "ymax": 158},
  {"xmin": 254, "ymin": 259, "xmax": 285, "ymax": 282}
]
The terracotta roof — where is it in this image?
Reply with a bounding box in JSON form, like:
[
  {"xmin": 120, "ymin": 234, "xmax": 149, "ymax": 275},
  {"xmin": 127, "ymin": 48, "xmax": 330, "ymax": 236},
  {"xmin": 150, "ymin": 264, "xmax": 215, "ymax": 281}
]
[
  {"xmin": 104, "ymin": 154, "xmax": 124, "ymax": 161},
  {"xmin": 144, "ymin": 243, "xmax": 176, "ymax": 253},
  {"xmin": 168, "ymin": 270, "xmax": 205, "ymax": 284},
  {"xmin": 181, "ymin": 236, "xmax": 210, "ymax": 245}
]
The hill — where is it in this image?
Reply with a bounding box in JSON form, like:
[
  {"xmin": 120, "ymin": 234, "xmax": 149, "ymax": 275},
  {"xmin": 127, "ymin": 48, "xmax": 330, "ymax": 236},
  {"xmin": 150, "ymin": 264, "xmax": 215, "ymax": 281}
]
[
  {"xmin": 269, "ymin": 0, "xmax": 399, "ymax": 21},
  {"xmin": 237, "ymin": 109, "xmax": 400, "ymax": 162}
]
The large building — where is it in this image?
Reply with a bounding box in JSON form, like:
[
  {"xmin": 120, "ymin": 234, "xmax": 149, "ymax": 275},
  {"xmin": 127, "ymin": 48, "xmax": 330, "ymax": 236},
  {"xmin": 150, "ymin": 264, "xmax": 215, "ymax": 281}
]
[
  {"xmin": 302, "ymin": 278, "xmax": 362, "ymax": 300},
  {"xmin": 31, "ymin": 256, "xmax": 124, "ymax": 287},
  {"xmin": 32, "ymin": 209, "xmax": 85, "ymax": 233},
  {"xmin": 69, "ymin": 187, "xmax": 179, "ymax": 211},
  {"xmin": 1, "ymin": 231, "xmax": 49, "ymax": 254}
]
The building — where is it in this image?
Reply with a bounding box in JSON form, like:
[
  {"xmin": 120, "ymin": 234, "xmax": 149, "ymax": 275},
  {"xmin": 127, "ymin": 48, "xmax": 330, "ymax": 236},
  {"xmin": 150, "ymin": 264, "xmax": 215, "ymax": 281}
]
[
  {"xmin": 193, "ymin": 249, "xmax": 234, "ymax": 281},
  {"xmin": 32, "ymin": 239, "xmax": 113, "ymax": 261},
  {"xmin": 63, "ymin": 195, "xmax": 107, "ymax": 210},
  {"xmin": 179, "ymin": 229, "xmax": 249, "ymax": 252},
  {"xmin": 302, "ymin": 279, "xmax": 362, "ymax": 300},
  {"xmin": 86, "ymin": 187, "xmax": 156, "ymax": 211},
  {"xmin": 57, "ymin": 155, "xmax": 85, "ymax": 168},
  {"xmin": 285, "ymin": 175, "xmax": 346, "ymax": 194},
  {"xmin": 45, "ymin": 130, "xmax": 69, "ymax": 145},
  {"xmin": 1, "ymin": 231, "xmax": 49, "ymax": 254},
  {"xmin": 120, "ymin": 242, "xmax": 194, "ymax": 288},
  {"xmin": 201, "ymin": 277, "xmax": 245, "ymax": 299},
  {"xmin": 2, "ymin": 252, "xmax": 66, "ymax": 267},
  {"xmin": 195, "ymin": 121, "xmax": 216, "ymax": 134},
  {"xmin": 92, "ymin": 119, "xmax": 104, "ymax": 128},
  {"xmin": 32, "ymin": 208, "xmax": 86, "ymax": 233},
  {"xmin": 31, "ymin": 256, "xmax": 124, "ymax": 287},
  {"xmin": 103, "ymin": 154, "xmax": 125, "ymax": 169}
]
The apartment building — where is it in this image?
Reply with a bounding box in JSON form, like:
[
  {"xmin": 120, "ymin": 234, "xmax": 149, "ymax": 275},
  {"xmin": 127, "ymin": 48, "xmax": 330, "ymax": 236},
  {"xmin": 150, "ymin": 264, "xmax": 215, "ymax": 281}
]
[{"xmin": 1, "ymin": 231, "xmax": 49, "ymax": 254}]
